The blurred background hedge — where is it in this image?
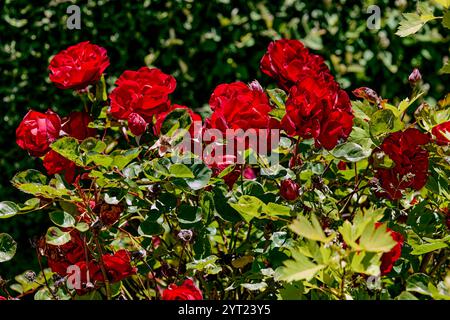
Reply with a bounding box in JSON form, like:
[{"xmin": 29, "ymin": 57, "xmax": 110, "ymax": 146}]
[{"xmin": 0, "ymin": 0, "xmax": 449, "ymax": 276}]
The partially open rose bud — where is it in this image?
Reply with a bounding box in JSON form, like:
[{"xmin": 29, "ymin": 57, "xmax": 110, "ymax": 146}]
[
  {"xmin": 280, "ymin": 178, "xmax": 300, "ymax": 201},
  {"xmin": 94, "ymin": 202, "xmax": 123, "ymax": 226},
  {"xmin": 128, "ymin": 112, "xmax": 147, "ymax": 136},
  {"xmin": 408, "ymin": 68, "xmax": 422, "ymax": 85}
]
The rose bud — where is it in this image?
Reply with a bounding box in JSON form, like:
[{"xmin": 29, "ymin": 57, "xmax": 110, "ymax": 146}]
[
  {"xmin": 16, "ymin": 109, "xmax": 61, "ymax": 157},
  {"xmin": 128, "ymin": 112, "xmax": 147, "ymax": 136},
  {"xmin": 280, "ymin": 178, "xmax": 300, "ymax": 201},
  {"xmin": 408, "ymin": 68, "xmax": 422, "ymax": 85}
]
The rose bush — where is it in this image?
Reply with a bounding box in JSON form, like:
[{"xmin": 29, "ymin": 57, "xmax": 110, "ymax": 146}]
[{"xmin": 0, "ymin": 32, "xmax": 449, "ymax": 300}]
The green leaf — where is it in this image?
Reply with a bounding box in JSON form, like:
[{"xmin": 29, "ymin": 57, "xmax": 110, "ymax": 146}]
[
  {"xmin": 12, "ymin": 169, "xmax": 47, "ymax": 185},
  {"xmin": 174, "ymin": 162, "xmax": 212, "ymax": 190},
  {"xmin": 49, "ymin": 211, "xmax": 76, "ymax": 228},
  {"xmin": 349, "ymin": 251, "xmax": 381, "ymax": 276},
  {"xmin": 0, "ymin": 233, "xmax": 17, "ymax": 262},
  {"xmin": 440, "ymin": 61, "xmax": 450, "ymax": 74},
  {"xmin": 277, "ymin": 248, "xmax": 326, "ymax": 282},
  {"xmin": 410, "ymin": 241, "xmax": 448, "ymax": 255},
  {"xmin": 395, "ymin": 6, "xmax": 436, "ymax": 37},
  {"xmin": 178, "ymin": 204, "xmax": 203, "ymax": 226},
  {"xmin": 443, "ymin": 10, "xmax": 450, "ymax": 29},
  {"xmin": 51, "ymin": 137, "xmax": 83, "ymax": 166},
  {"xmin": 434, "ymin": 0, "xmax": 449, "ymax": 8},
  {"xmin": 138, "ymin": 218, "xmax": 165, "ymax": 236},
  {"xmin": 369, "ymin": 109, "xmax": 403, "ymax": 141},
  {"xmin": 267, "ymin": 88, "xmax": 287, "ymax": 109},
  {"xmin": 359, "ymin": 223, "xmax": 396, "ymax": 252},
  {"xmin": 0, "ymin": 201, "xmax": 19, "ymax": 219},
  {"xmin": 289, "ymin": 215, "xmax": 328, "ymax": 243},
  {"xmin": 161, "ymin": 108, "xmax": 192, "ymax": 136},
  {"xmin": 406, "ymin": 273, "xmax": 433, "ymax": 296},
  {"xmin": 79, "ymin": 138, "xmax": 106, "ymax": 153},
  {"xmin": 169, "ymin": 163, "xmax": 194, "ymax": 178},
  {"xmin": 229, "ymin": 196, "xmax": 265, "ymax": 222},
  {"xmin": 45, "ymin": 227, "xmax": 71, "ymax": 246},
  {"xmin": 186, "ymin": 255, "xmax": 222, "ymax": 274},
  {"xmin": 396, "ymin": 291, "xmax": 419, "ymax": 300},
  {"xmin": 111, "ymin": 148, "xmax": 141, "ymax": 170}
]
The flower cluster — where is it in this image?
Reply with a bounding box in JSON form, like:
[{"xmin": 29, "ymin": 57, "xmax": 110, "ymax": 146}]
[
  {"xmin": 373, "ymin": 128, "xmax": 430, "ymax": 200},
  {"xmin": 261, "ymin": 39, "xmax": 354, "ymax": 150}
]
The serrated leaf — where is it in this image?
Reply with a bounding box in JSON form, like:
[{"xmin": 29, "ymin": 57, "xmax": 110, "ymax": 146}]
[
  {"xmin": 395, "ymin": 7, "xmax": 436, "ymax": 37},
  {"xmin": 289, "ymin": 215, "xmax": 328, "ymax": 243},
  {"xmin": 277, "ymin": 248, "xmax": 325, "ymax": 282},
  {"xmin": 359, "ymin": 223, "xmax": 396, "ymax": 252}
]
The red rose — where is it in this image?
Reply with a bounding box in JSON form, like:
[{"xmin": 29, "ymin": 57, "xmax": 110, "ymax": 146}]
[
  {"xmin": 280, "ymin": 178, "xmax": 300, "ymax": 201},
  {"xmin": 62, "ymin": 111, "xmax": 96, "ymax": 141},
  {"xmin": 162, "ymin": 279, "xmax": 203, "ymax": 300},
  {"xmin": 260, "ymin": 39, "xmax": 330, "ymax": 90},
  {"xmin": 432, "ymin": 121, "xmax": 450, "ymax": 145},
  {"xmin": 154, "ymin": 104, "xmax": 202, "ymax": 136},
  {"xmin": 16, "ymin": 109, "xmax": 61, "ymax": 157},
  {"xmin": 93, "ymin": 250, "xmax": 137, "ymax": 283},
  {"xmin": 206, "ymin": 81, "xmax": 272, "ymax": 132},
  {"xmin": 110, "ymin": 67, "xmax": 176, "ymax": 122},
  {"xmin": 281, "ymin": 74, "xmax": 353, "ymax": 150},
  {"xmin": 0, "ymin": 296, "xmax": 7, "ymax": 300},
  {"xmin": 373, "ymin": 128, "xmax": 430, "ymax": 200},
  {"xmin": 128, "ymin": 112, "xmax": 147, "ymax": 136},
  {"xmin": 49, "ymin": 41, "xmax": 110, "ymax": 90},
  {"xmin": 43, "ymin": 150, "xmax": 77, "ymax": 183},
  {"xmin": 375, "ymin": 223, "xmax": 404, "ymax": 275},
  {"xmin": 42, "ymin": 230, "xmax": 86, "ymax": 276}
]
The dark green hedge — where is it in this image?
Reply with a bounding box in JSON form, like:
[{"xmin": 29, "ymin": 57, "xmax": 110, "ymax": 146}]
[{"xmin": 0, "ymin": 0, "xmax": 448, "ymax": 276}]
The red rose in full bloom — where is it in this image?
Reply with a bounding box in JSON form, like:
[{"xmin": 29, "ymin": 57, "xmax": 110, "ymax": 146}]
[
  {"xmin": 49, "ymin": 41, "xmax": 110, "ymax": 90},
  {"xmin": 281, "ymin": 74, "xmax": 354, "ymax": 150},
  {"xmin": 43, "ymin": 150, "xmax": 77, "ymax": 183},
  {"xmin": 16, "ymin": 110, "xmax": 61, "ymax": 157},
  {"xmin": 280, "ymin": 178, "xmax": 300, "ymax": 201},
  {"xmin": 162, "ymin": 279, "xmax": 203, "ymax": 300},
  {"xmin": 93, "ymin": 250, "xmax": 137, "ymax": 283},
  {"xmin": 373, "ymin": 128, "xmax": 430, "ymax": 200},
  {"xmin": 154, "ymin": 104, "xmax": 202, "ymax": 136},
  {"xmin": 431, "ymin": 121, "xmax": 450, "ymax": 145},
  {"xmin": 62, "ymin": 111, "xmax": 96, "ymax": 141},
  {"xmin": 260, "ymin": 39, "xmax": 330, "ymax": 90},
  {"xmin": 42, "ymin": 230, "xmax": 86, "ymax": 276},
  {"xmin": 375, "ymin": 223, "xmax": 404, "ymax": 275},
  {"xmin": 128, "ymin": 112, "xmax": 147, "ymax": 136},
  {"xmin": 205, "ymin": 81, "xmax": 273, "ymax": 132},
  {"xmin": 110, "ymin": 67, "xmax": 176, "ymax": 122}
]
